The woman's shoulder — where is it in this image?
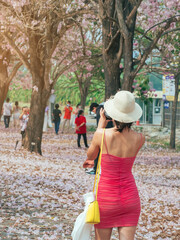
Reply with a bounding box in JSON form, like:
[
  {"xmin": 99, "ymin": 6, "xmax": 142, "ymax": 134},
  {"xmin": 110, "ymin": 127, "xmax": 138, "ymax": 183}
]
[
  {"xmin": 130, "ymin": 130, "xmax": 145, "ymax": 145},
  {"xmin": 132, "ymin": 130, "xmax": 145, "ymax": 138},
  {"xmin": 94, "ymin": 128, "xmax": 103, "ymax": 137},
  {"xmin": 95, "ymin": 128, "xmax": 110, "ymax": 137}
]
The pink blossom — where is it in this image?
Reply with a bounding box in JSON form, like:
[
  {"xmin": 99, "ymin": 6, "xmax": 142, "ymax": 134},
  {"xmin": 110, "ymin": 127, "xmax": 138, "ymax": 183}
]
[
  {"xmin": 32, "ymin": 85, "xmax": 38, "ymax": 92},
  {"xmin": 86, "ymin": 50, "xmax": 92, "ymax": 56}
]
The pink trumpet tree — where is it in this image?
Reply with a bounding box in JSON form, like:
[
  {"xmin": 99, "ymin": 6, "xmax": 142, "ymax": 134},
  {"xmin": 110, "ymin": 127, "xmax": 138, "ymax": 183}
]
[
  {"xmin": 0, "ymin": 0, "xmax": 96, "ymax": 154},
  {"xmin": 136, "ymin": 0, "xmax": 180, "ymax": 149},
  {"xmin": 54, "ymin": 20, "xmax": 102, "ymax": 110},
  {"xmin": 98, "ymin": 0, "xmax": 179, "ymax": 98}
]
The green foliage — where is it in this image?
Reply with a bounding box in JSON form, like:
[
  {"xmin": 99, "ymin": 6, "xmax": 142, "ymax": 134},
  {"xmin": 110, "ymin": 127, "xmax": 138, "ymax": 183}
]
[
  {"xmin": 88, "ymin": 77, "xmax": 105, "ymax": 103},
  {"xmin": 147, "ymin": 136, "xmax": 180, "ymax": 151},
  {"xmin": 87, "ymin": 125, "xmax": 96, "ymax": 132},
  {"xmin": 8, "ymin": 84, "xmax": 32, "ymax": 103},
  {"xmin": 133, "ymin": 75, "xmax": 156, "ymax": 105},
  {"xmin": 54, "ymin": 73, "xmax": 105, "ymax": 106},
  {"xmin": 132, "ymin": 125, "xmax": 143, "ymax": 132},
  {"xmin": 54, "ymin": 75, "xmax": 80, "ymax": 105}
]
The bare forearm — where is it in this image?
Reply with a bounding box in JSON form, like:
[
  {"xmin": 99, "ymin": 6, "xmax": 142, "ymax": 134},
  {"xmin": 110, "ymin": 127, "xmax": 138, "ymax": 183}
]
[{"xmin": 87, "ymin": 145, "xmax": 99, "ymax": 160}]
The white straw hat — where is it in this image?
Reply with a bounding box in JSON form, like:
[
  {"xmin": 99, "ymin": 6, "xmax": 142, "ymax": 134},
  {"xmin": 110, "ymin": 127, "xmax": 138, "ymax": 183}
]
[{"xmin": 104, "ymin": 91, "xmax": 142, "ymax": 123}]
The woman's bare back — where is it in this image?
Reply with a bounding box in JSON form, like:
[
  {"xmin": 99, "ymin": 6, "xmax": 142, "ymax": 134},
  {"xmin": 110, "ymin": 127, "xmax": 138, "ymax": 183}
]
[{"xmin": 101, "ymin": 128, "xmax": 144, "ymax": 158}]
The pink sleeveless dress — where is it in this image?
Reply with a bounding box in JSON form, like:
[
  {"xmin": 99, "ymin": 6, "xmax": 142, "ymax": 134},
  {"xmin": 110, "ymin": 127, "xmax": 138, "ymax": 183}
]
[{"xmin": 95, "ymin": 132, "xmax": 142, "ymax": 229}]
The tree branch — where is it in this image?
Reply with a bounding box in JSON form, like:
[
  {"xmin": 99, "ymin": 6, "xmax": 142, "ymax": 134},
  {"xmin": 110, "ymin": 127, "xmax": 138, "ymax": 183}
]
[
  {"xmin": 126, "ymin": 0, "xmax": 143, "ymax": 26},
  {"xmin": 8, "ymin": 61, "xmax": 23, "ymax": 83},
  {"xmin": 71, "ymin": 20, "xmax": 86, "ymax": 56},
  {"xmin": 53, "ymin": 54, "xmax": 102, "ymax": 83},
  {"xmin": 131, "ymin": 16, "xmax": 178, "ymax": 79},
  {"xmin": 162, "ymin": 27, "xmax": 180, "ymax": 36},
  {"xmin": 117, "ymin": 35, "xmax": 123, "ymax": 62},
  {"xmin": 135, "ymin": 28, "xmax": 160, "ymax": 50},
  {"xmin": 140, "ymin": 14, "xmax": 180, "ymax": 40},
  {"xmin": 2, "ymin": 32, "xmax": 31, "ymax": 71},
  {"xmin": 115, "ymin": 0, "xmax": 129, "ymax": 38},
  {"xmin": 105, "ymin": 30, "xmax": 120, "ymax": 53},
  {"xmin": 54, "ymin": 9, "xmax": 94, "ymax": 21}
]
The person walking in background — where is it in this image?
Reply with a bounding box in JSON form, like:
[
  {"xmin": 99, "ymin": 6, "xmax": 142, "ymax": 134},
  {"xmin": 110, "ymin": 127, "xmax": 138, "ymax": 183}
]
[
  {"xmin": 75, "ymin": 110, "xmax": 88, "ymax": 148},
  {"xmin": 86, "ymin": 102, "xmax": 113, "ymax": 174},
  {"xmin": 52, "ymin": 104, "xmax": 62, "ymax": 135},
  {"xmin": 61, "ymin": 100, "xmax": 73, "ymax": 133},
  {"xmin": 13, "ymin": 101, "xmax": 21, "ymax": 128},
  {"xmin": 83, "ymin": 91, "xmax": 145, "ymax": 240},
  {"xmin": 90, "ymin": 102, "xmax": 113, "ymax": 128},
  {"xmin": 71, "ymin": 103, "xmax": 81, "ymax": 128},
  {"xmin": 3, "ymin": 98, "xmax": 12, "ymax": 128},
  {"xmin": 43, "ymin": 105, "xmax": 49, "ymax": 132},
  {"xmin": 19, "ymin": 107, "xmax": 29, "ymax": 146}
]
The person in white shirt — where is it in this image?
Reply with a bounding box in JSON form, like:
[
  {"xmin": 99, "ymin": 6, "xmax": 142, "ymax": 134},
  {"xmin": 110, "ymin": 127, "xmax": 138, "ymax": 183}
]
[
  {"xmin": 3, "ymin": 98, "xmax": 12, "ymax": 128},
  {"xmin": 13, "ymin": 101, "xmax": 21, "ymax": 128},
  {"xmin": 43, "ymin": 106, "xmax": 49, "ymax": 132}
]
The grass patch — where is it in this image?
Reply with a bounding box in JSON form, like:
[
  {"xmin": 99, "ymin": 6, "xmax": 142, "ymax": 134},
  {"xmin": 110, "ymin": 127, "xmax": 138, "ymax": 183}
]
[
  {"xmin": 87, "ymin": 125, "xmax": 96, "ymax": 132},
  {"xmin": 146, "ymin": 136, "xmax": 180, "ymax": 152}
]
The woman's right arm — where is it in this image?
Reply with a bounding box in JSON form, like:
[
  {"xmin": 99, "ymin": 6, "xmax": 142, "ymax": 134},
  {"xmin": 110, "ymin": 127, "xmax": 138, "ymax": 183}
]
[
  {"xmin": 19, "ymin": 113, "xmax": 23, "ymax": 120},
  {"xmin": 87, "ymin": 130, "xmax": 101, "ymax": 160}
]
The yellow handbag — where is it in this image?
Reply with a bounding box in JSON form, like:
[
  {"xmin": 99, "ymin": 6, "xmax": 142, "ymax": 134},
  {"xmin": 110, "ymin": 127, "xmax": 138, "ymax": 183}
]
[{"xmin": 85, "ymin": 129, "xmax": 105, "ymax": 224}]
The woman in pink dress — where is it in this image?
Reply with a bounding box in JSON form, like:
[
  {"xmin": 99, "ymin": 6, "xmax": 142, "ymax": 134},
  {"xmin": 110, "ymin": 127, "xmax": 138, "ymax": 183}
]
[{"xmin": 84, "ymin": 91, "xmax": 145, "ymax": 240}]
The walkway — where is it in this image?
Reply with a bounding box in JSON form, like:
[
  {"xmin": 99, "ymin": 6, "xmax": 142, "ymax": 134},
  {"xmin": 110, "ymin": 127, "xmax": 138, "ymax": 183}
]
[{"xmin": 0, "ymin": 124, "xmax": 179, "ymax": 239}]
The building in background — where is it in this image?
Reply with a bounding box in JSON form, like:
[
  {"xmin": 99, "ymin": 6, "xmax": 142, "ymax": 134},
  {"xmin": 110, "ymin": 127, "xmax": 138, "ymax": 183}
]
[{"xmin": 135, "ymin": 73, "xmax": 180, "ymax": 128}]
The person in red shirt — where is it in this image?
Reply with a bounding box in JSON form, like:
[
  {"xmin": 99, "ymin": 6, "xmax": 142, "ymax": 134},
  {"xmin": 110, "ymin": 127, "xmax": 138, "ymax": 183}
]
[
  {"xmin": 75, "ymin": 110, "xmax": 88, "ymax": 148},
  {"xmin": 61, "ymin": 100, "xmax": 73, "ymax": 133}
]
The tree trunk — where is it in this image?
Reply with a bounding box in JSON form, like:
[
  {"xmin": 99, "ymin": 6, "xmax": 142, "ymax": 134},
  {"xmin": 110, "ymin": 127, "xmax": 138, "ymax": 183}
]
[
  {"xmin": 24, "ymin": 88, "xmax": 50, "ymax": 155},
  {"xmin": 79, "ymin": 81, "xmax": 90, "ymax": 110},
  {"xmin": 103, "ymin": 56, "xmax": 120, "ymax": 98},
  {"xmin": 0, "ymin": 63, "xmax": 9, "ymax": 118},
  {"xmin": 99, "ymin": 0, "xmax": 137, "ymax": 97},
  {"xmin": 100, "ymin": 0, "xmax": 121, "ymax": 99},
  {"xmin": 170, "ymin": 73, "xmax": 180, "ymax": 149},
  {"xmin": 23, "ymin": 31, "xmax": 52, "ymax": 155},
  {"xmin": 118, "ymin": 1, "xmax": 137, "ymax": 91},
  {"xmin": 121, "ymin": 35, "xmax": 134, "ymax": 91},
  {"xmin": 80, "ymin": 90, "xmax": 88, "ymax": 110}
]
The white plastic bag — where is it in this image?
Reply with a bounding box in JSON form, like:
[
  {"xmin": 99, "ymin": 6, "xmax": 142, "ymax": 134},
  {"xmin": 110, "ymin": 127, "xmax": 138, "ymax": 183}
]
[{"xmin": 71, "ymin": 192, "xmax": 94, "ymax": 240}]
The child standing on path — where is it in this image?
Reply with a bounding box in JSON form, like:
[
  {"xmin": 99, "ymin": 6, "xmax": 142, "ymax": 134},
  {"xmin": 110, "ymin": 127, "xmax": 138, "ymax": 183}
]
[{"xmin": 75, "ymin": 110, "xmax": 88, "ymax": 148}]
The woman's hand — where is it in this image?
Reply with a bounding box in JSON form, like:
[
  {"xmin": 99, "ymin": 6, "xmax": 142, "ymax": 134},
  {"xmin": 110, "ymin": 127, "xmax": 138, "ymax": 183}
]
[{"xmin": 97, "ymin": 108, "xmax": 109, "ymax": 129}]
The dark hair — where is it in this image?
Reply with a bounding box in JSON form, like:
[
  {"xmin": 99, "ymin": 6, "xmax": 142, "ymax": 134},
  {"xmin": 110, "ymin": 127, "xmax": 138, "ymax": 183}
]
[
  {"xmin": 67, "ymin": 100, "xmax": 71, "ymax": 104},
  {"xmin": 6, "ymin": 98, "xmax": 10, "ymax": 102},
  {"xmin": 15, "ymin": 101, "xmax": 18, "ymax": 106},
  {"xmin": 22, "ymin": 106, "xmax": 28, "ymax": 110},
  {"xmin": 55, "ymin": 104, "xmax": 59, "ymax": 109},
  {"xmin": 77, "ymin": 110, "xmax": 84, "ymax": 118},
  {"xmin": 89, "ymin": 102, "xmax": 99, "ymax": 112},
  {"xmin": 114, "ymin": 121, "xmax": 133, "ymax": 132},
  {"xmin": 76, "ymin": 103, "xmax": 80, "ymax": 108}
]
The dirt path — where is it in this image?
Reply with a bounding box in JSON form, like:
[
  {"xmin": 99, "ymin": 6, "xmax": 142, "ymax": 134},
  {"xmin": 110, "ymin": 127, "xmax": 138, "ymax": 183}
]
[{"xmin": 0, "ymin": 124, "xmax": 179, "ymax": 239}]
